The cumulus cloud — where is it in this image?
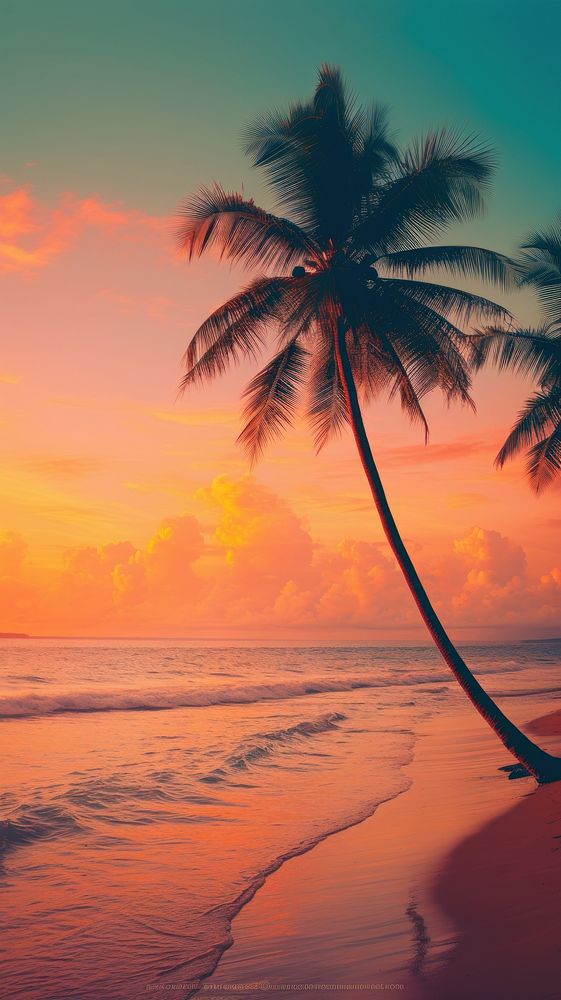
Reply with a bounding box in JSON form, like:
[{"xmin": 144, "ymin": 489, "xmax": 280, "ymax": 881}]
[
  {"xmin": 1, "ymin": 477, "xmax": 560, "ymax": 635},
  {"xmin": 446, "ymin": 526, "xmax": 561, "ymax": 627}
]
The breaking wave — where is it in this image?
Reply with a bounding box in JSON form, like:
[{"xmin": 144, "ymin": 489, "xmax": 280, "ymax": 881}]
[
  {"xmin": 201, "ymin": 712, "xmax": 347, "ymax": 783},
  {"xmin": 0, "ymin": 674, "xmax": 450, "ymax": 718},
  {"xmin": 0, "ymin": 656, "xmax": 532, "ymax": 719},
  {"xmin": 0, "ymin": 803, "xmax": 83, "ymax": 853}
]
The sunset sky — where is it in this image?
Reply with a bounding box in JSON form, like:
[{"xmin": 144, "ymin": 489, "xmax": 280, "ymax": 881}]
[{"xmin": 1, "ymin": 0, "xmax": 560, "ymax": 639}]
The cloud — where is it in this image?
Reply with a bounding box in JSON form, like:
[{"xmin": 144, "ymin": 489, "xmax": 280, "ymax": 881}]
[
  {"xmin": 2, "ymin": 477, "xmax": 560, "ymax": 635},
  {"xmin": 112, "ymin": 516, "xmax": 204, "ymax": 614},
  {"xmin": 454, "ymin": 527, "xmax": 527, "ymax": 584},
  {"xmin": 444, "ymin": 527, "xmax": 561, "ymax": 627},
  {"xmin": 310, "ymin": 538, "xmax": 407, "ymax": 627},
  {"xmin": 0, "ymin": 186, "xmax": 163, "ymax": 274},
  {"xmin": 0, "ymin": 188, "xmax": 37, "ymax": 240},
  {"xmin": 0, "ymin": 373, "xmax": 20, "ymax": 384},
  {"xmin": 381, "ymin": 437, "xmax": 495, "ymax": 467}
]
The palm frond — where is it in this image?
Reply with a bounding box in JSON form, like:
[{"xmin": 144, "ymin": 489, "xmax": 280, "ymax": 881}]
[
  {"xmin": 237, "ymin": 339, "xmax": 308, "ymax": 462},
  {"xmin": 519, "ymin": 266, "xmax": 561, "ymax": 319},
  {"xmin": 469, "ymin": 327, "xmax": 561, "ymax": 382},
  {"xmin": 526, "ymin": 425, "xmax": 561, "ymax": 493},
  {"xmin": 244, "ymin": 65, "xmax": 396, "ymax": 244},
  {"xmin": 352, "ymin": 129, "xmax": 495, "ymax": 255},
  {"xmin": 345, "ymin": 326, "xmax": 390, "ymax": 401},
  {"xmin": 374, "ymin": 284, "xmax": 475, "ymax": 408},
  {"xmin": 242, "ymin": 101, "xmax": 316, "ymax": 227},
  {"xmin": 385, "ymin": 277, "xmax": 510, "ymax": 326},
  {"xmin": 521, "ymin": 218, "xmax": 561, "ymax": 269},
  {"xmin": 519, "ymin": 261, "xmax": 561, "ymax": 322},
  {"xmin": 180, "ymin": 277, "xmax": 290, "ymax": 390},
  {"xmin": 391, "ymin": 372, "xmax": 430, "ymax": 439},
  {"xmin": 352, "ymin": 103, "xmax": 398, "ymax": 178},
  {"xmin": 275, "ymin": 272, "xmax": 332, "ymax": 346},
  {"xmin": 307, "ymin": 335, "xmax": 348, "ymax": 451},
  {"xmin": 378, "ymin": 245, "xmax": 515, "ymax": 289},
  {"xmin": 481, "ymin": 325, "xmax": 561, "ymax": 492},
  {"xmin": 313, "ymin": 63, "xmax": 355, "ymax": 124},
  {"xmin": 516, "ymin": 218, "xmax": 561, "ymax": 322},
  {"xmin": 496, "ymin": 388, "xmax": 561, "ymax": 468},
  {"xmin": 337, "ymin": 273, "xmax": 474, "ymax": 411},
  {"xmin": 176, "ymin": 184, "xmax": 318, "ymax": 270},
  {"xmin": 371, "ymin": 334, "xmax": 430, "ymax": 439}
]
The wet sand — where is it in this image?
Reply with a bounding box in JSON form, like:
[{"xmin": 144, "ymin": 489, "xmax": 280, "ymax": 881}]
[
  {"xmin": 429, "ymin": 709, "xmax": 561, "ymax": 1000},
  {"xmin": 199, "ymin": 705, "xmax": 561, "ymax": 999}
]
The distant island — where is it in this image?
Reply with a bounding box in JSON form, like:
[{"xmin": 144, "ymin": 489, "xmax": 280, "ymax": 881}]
[{"xmin": 0, "ymin": 632, "xmax": 30, "ymax": 639}]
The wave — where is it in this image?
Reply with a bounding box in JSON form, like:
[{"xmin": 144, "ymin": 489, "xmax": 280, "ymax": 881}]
[
  {"xmin": 0, "ymin": 803, "xmax": 83, "ymax": 853},
  {"xmin": 494, "ymin": 684, "xmax": 561, "ymax": 699},
  {"xmin": 200, "ymin": 712, "xmax": 347, "ymax": 784},
  {"xmin": 0, "ymin": 653, "xmax": 534, "ymax": 720},
  {"xmin": 6, "ymin": 673, "xmax": 51, "ymax": 684},
  {"xmin": 0, "ymin": 674, "xmax": 446, "ymax": 718},
  {"xmin": 228, "ymin": 711, "xmax": 347, "ymax": 767}
]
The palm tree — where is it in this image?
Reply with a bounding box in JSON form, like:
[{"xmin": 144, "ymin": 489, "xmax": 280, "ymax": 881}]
[
  {"xmin": 472, "ymin": 218, "xmax": 561, "ymax": 491},
  {"xmin": 176, "ymin": 66, "xmax": 561, "ymax": 783}
]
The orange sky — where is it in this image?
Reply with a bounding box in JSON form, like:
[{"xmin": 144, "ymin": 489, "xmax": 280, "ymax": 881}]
[{"xmin": 1, "ymin": 179, "xmax": 560, "ymax": 640}]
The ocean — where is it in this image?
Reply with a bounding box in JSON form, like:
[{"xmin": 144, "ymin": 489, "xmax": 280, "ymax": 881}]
[{"xmin": 1, "ymin": 638, "xmax": 560, "ymax": 999}]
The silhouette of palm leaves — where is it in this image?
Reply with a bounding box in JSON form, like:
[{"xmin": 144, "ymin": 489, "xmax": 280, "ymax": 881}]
[
  {"xmin": 472, "ymin": 217, "xmax": 561, "ymax": 491},
  {"xmin": 177, "ymin": 64, "xmax": 514, "ymax": 463}
]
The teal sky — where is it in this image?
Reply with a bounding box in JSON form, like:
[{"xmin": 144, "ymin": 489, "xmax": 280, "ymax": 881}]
[{"xmin": 2, "ymin": 0, "xmax": 560, "ymax": 252}]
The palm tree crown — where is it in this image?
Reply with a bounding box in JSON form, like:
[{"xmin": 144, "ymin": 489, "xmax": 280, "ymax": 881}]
[
  {"xmin": 473, "ymin": 218, "xmax": 561, "ymax": 491},
  {"xmin": 176, "ymin": 65, "xmax": 561, "ymax": 783},
  {"xmin": 177, "ymin": 65, "xmax": 513, "ymax": 460}
]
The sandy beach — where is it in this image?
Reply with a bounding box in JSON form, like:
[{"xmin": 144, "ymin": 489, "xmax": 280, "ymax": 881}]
[
  {"xmin": 430, "ymin": 709, "xmax": 561, "ymax": 1000},
  {"xmin": 3, "ymin": 641, "xmax": 561, "ymax": 999},
  {"xmin": 201, "ymin": 705, "xmax": 561, "ymax": 999}
]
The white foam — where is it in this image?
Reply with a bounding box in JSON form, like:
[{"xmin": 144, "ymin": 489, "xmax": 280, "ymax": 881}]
[{"xmin": 0, "ymin": 674, "xmax": 449, "ymax": 718}]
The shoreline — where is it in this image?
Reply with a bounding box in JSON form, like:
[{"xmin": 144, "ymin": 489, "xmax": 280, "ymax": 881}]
[
  {"xmin": 183, "ymin": 784, "xmax": 414, "ymax": 1000},
  {"xmin": 195, "ymin": 703, "xmax": 560, "ymax": 998}
]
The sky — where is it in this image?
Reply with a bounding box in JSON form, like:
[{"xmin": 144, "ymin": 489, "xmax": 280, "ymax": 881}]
[{"xmin": 1, "ymin": 0, "xmax": 560, "ymax": 639}]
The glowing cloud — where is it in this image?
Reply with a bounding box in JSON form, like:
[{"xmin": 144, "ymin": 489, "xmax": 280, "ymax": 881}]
[
  {"xmin": 2, "ymin": 478, "xmax": 560, "ymax": 636},
  {"xmin": 0, "ymin": 185, "xmax": 163, "ymax": 273}
]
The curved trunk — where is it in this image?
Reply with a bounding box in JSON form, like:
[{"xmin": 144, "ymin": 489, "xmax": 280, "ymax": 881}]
[{"xmin": 335, "ymin": 320, "xmax": 561, "ymax": 784}]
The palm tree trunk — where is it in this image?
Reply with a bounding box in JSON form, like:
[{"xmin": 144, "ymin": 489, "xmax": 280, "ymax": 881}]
[{"xmin": 334, "ymin": 319, "xmax": 561, "ymax": 783}]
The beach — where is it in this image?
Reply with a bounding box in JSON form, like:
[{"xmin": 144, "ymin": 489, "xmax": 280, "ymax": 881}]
[
  {"xmin": 203, "ymin": 706, "xmax": 561, "ymax": 999},
  {"xmin": 1, "ymin": 639, "xmax": 561, "ymax": 999},
  {"xmin": 430, "ymin": 710, "xmax": 561, "ymax": 1000}
]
